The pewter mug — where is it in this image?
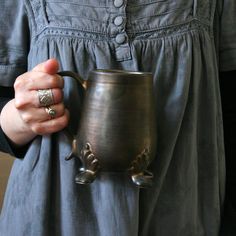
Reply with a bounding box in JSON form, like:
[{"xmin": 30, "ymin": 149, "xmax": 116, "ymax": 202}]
[{"xmin": 59, "ymin": 70, "xmax": 157, "ymax": 187}]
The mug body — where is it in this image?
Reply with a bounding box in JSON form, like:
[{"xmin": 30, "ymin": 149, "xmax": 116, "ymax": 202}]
[{"xmin": 77, "ymin": 70, "xmax": 157, "ymax": 171}]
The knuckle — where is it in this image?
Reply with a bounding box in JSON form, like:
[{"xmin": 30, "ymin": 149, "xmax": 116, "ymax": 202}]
[
  {"xmin": 53, "ymin": 89, "xmax": 64, "ymax": 103},
  {"xmin": 63, "ymin": 114, "xmax": 69, "ymax": 124},
  {"xmin": 52, "ymin": 103, "xmax": 65, "ymax": 117},
  {"xmin": 14, "ymin": 76, "xmax": 24, "ymax": 90},
  {"xmin": 54, "ymin": 114, "xmax": 69, "ymax": 130},
  {"xmin": 15, "ymin": 96, "xmax": 27, "ymax": 109},
  {"xmin": 21, "ymin": 113, "xmax": 33, "ymax": 124},
  {"xmin": 48, "ymin": 75, "xmax": 59, "ymax": 88},
  {"xmin": 31, "ymin": 124, "xmax": 45, "ymax": 135},
  {"xmin": 61, "ymin": 113, "xmax": 69, "ymax": 126},
  {"xmin": 58, "ymin": 103, "xmax": 65, "ymax": 111}
]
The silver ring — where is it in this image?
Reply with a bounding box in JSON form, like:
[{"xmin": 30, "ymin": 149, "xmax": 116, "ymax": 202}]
[
  {"xmin": 38, "ymin": 89, "xmax": 54, "ymax": 107},
  {"xmin": 45, "ymin": 106, "xmax": 57, "ymax": 119}
]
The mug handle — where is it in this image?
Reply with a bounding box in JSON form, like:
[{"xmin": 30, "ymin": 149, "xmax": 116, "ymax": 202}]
[
  {"xmin": 57, "ymin": 71, "xmax": 98, "ymax": 184},
  {"xmin": 57, "ymin": 71, "xmax": 87, "ymax": 90},
  {"xmin": 56, "ymin": 71, "xmax": 85, "ymax": 161}
]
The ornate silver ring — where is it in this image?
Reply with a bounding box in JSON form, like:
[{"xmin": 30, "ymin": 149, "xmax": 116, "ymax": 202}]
[{"xmin": 38, "ymin": 89, "xmax": 54, "ymax": 107}]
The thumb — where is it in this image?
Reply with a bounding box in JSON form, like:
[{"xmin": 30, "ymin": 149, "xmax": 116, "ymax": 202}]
[{"xmin": 32, "ymin": 58, "xmax": 59, "ymax": 75}]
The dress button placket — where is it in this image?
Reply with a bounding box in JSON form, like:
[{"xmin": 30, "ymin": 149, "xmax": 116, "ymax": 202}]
[{"xmin": 112, "ymin": 0, "xmax": 131, "ymax": 61}]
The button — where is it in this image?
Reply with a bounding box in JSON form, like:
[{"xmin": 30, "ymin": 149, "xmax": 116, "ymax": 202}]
[
  {"xmin": 114, "ymin": 16, "xmax": 124, "ymax": 26},
  {"xmin": 115, "ymin": 34, "xmax": 126, "ymax": 44},
  {"xmin": 114, "ymin": 0, "xmax": 124, "ymax": 8}
]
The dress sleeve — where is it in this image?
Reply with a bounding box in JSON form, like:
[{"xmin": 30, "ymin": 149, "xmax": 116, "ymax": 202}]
[
  {"xmin": 0, "ymin": 87, "xmax": 29, "ymax": 158},
  {"xmin": 0, "ymin": 1, "xmax": 29, "ymax": 87},
  {"xmin": 218, "ymin": 0, "xmax": 236, "ymax": 72},
  {"xmin": 0, "ymin": 1, "xmax": 30, "ymax": 157}
]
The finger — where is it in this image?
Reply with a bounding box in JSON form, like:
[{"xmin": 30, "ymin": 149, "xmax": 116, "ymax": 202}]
[
  {"xmin": 20, "ymin": 103, "xmax": 66, "ymax": 124},
  {"xmin": 32, "ymin": 58, "xmax": 59, "ymax": 75},
  {"xmin": 31, "ymin": 109, "xmax": 70, "ymax": 135},
  {"xmin": 15, "ymin": 88, "xmax": 64, "ymax": 109},
  {"xmin": 15, "ymin": 72, "xmax": 64, "ymax": 91}
]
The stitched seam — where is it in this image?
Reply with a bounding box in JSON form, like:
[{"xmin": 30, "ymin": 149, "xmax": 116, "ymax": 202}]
[{"xmin": 46, "ymin": 1, "xmax": 107, "ymax": 8}]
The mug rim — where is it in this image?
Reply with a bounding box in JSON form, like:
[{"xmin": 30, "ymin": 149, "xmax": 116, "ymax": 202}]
[
  {"xmin": 92, "ymin": 69, "xmax": 152, "ymax": 75},
  {"xmin": 89, "ymin": 69, "xmax": 153, "ymax": 83}
]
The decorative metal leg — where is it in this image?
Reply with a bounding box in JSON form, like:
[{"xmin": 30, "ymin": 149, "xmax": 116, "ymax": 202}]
[
  {"xmin": 75, "ymin": 143, "xmax": 100, "ymax": 185},
  {"xmin": 65, "ymin": 138, "xmax": 79, "ymax": 161},
  {"xmin": 129, "ymin": 148, "xmax": 154, "ymax": 188},
  {"xmin": 65, "ymin": 137, "xmax": 100, "ymax": 185}
]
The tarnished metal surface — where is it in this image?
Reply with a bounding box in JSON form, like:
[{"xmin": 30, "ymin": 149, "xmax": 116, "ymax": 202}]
[{"xmin": 60, "ymin": 70, "xmax": 157, "ymax": 187}]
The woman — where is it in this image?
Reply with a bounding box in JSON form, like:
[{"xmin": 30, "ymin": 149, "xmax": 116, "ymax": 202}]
[{"xmin": 0, "ymin": 0, "xmax": 235, "ymax": 235}]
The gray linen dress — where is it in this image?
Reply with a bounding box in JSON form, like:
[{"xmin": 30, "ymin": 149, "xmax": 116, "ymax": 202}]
[{"xmin": 0, "ymin": 0, "xmax": 236, "ymax": 235}]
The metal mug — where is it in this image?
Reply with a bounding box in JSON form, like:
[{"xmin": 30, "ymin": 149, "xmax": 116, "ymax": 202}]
[{"xmin": 58, "ymin": 70, "xmax": 157, "ymax": 187}]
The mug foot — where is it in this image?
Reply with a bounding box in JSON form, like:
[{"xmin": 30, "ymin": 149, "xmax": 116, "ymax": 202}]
[
  {"xmin": 75, "ymin": 143, "xmax": 100, "ymax": 185},
  {"xmin": 131, "ymin": 170, "xmax": 154, "ymax": 188},
  {"xmin": 75, "ymin": 169, "xmax": 97, "ymax": 184}
]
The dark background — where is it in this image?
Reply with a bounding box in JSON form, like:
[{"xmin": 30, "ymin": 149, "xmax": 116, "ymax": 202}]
[{"xmin": 220, "ymin": 70, "xmax": 236, "ymax": 235}]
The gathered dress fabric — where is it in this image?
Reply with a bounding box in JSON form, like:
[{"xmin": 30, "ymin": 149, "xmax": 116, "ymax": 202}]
[{"xmin": 0, "ymin": 0, "xmax": 236, "ymax": 235}]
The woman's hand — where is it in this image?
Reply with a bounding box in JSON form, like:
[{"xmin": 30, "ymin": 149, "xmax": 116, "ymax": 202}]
[{"xmin": 0, "ymin": 59, "xmax": 69, "ymax": 146}]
